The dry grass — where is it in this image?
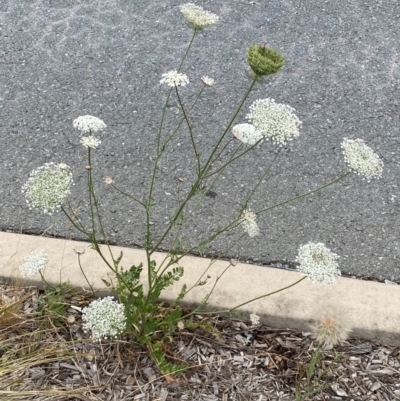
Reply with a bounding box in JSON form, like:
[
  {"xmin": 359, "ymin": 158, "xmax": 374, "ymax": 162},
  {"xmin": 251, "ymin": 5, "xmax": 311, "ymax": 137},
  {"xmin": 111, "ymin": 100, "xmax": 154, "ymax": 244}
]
[{"xmin": 1, "ymin": 284, "xmax": 399, "ymax": 401}]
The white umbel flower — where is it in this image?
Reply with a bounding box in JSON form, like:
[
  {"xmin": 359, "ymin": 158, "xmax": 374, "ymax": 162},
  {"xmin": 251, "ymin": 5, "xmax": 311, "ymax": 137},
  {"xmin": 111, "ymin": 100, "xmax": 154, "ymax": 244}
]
[
  {"xmin": 240, "ymin": 209, "xmax": 260, "ymax": 237},
  {"xmin": 160, "ymin": 70, "xmax": 189, "ymax": 87},
  {"xmin": 341, "ymin": 138, "xmax": 383, "ymax": 181},
  {"xmin": 180, "ymin": 3, "xmax": 219, "ymax": 29},
  {"xmin": 250, "ymin": 313, "xmax": 260, "ymax": 325},
  {"xmin": 232, "ymin": 123, "xmax": 263, "ymax": 146},
  {"xmin": 73, "ymin": 115, "xmax": 106, "ymax": 133},
  {"xmin": 201, "ymin": 76, "xmax": 215, "ymax": 86},
  {"xmin": 103, "ymin": 176, "xmax": 113, "ymax": 185},
  {"xmin": 82, "ymin": 297, "xmax": 126, "ymax": 341},
  {"xmin": 296, "ymin": 242, "xmax": 341, "ymax": 285},
  {"xmin": 19, "ymin": 250, "xmax": 48, "ymax": 278},
  {"xmin": 246, "ymin": 98, "xmax": 302, "ymax": 146},
  {"xmin": 80, "ymin": 136, "xmax": 101, "ymax": 149},
  {"xmin": 22, "ymin": 162, "xmax": 73, "ymax": 214}
]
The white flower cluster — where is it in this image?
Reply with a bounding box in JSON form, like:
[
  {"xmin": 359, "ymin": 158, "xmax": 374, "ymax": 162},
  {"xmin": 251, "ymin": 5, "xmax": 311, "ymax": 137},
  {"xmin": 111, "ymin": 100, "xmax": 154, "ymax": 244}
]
[
  {"xmin": 103, "ymin": 176, "xmax": 113, "ymax": 185},
  {"xmin": 201, "ymin": 76, "xmax": 215, "ymax": 87},
  {"xmin": 250, "ymin": 313, "xmax": 260, "ymax": 325},
  {"xmin": 80, "ymin": 136, "xmax": 101, "ymax": 149},
  {"xmin": 180, "ymin": 3, "xmax": 219, "ymax": 29},
  {"xmin": 341, "ymin": 138, "xmax": 383, "ymax": 181},
  {"xmin": 296, "ymin": 242, "xmax": 341, "ymax": 285},
  {"xmin": 22, "ymin": 162, "xmax": 73, "ymax": 214},
  {"xmin": 82, "ymin": 296, "xmax": 126, "ymax": 341},
  {"xmin": 160, "ymin": 70, "xmax": 189, "ymax": 87},
  {"xmin": 246, "ymin": 98, "xmax": 302, "ymax": 146},
  {"xmin": 232, "ymin": 123, "xmax": 263, "ymax": 146},
  {"xmin": 19, "ymin": 250, "xmax": 48, "ymax": 278},
  {"xmin": 73, "ymin": 115, "xmax": 106, "ymax": 133},
  {"xmin": 240, "ymin": 209, "xmax": 260, "ymax": 237}
]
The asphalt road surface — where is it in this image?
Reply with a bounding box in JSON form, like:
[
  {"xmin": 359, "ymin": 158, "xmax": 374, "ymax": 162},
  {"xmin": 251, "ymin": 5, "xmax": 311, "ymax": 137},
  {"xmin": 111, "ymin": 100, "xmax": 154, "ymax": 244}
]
[{"xmin": 0, "ymin": 0, "xmax": 399, "ymax": 282}]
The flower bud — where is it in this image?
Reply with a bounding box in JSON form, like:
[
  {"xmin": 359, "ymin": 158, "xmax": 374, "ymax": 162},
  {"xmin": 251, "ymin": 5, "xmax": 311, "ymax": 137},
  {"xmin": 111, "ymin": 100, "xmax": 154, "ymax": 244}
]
[{"xmin": 247, "ymin": 44, "xmax": 285, "ymax": 76}]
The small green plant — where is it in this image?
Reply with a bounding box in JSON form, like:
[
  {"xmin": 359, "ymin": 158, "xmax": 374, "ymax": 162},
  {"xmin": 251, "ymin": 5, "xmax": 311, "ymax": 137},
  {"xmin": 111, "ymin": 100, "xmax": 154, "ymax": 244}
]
[
  {"xmin": 182, "ymin": 315, "xmax": 223, "ymax": 342},
  {"xmin": 295, "ymin": 345, "xmax": 343, "ymax": 401},
  {"xmin": 35, "ymin": 281, "xmax": 76, "ymax": 327},
  {"xmin": 295, "ymin": 314, "xmax": 349, "ymax": 400},
  {"xmin": 20, "ymin": 3, "xmax": 382, "ymax": 373}
]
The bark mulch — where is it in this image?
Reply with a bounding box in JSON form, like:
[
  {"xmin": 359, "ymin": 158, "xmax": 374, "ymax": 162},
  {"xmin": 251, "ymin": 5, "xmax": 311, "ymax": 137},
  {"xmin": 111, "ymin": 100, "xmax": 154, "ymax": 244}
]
[{"xmin": 1, "ymin": 285, "xmax": 399, "ymax": 401}]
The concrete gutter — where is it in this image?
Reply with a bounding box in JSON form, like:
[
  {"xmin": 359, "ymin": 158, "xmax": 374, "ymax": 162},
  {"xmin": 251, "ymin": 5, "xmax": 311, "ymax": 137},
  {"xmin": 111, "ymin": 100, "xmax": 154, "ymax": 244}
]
[{"xmin": 1, "ymin": 232, "xmax": 399, "ymax": 346}]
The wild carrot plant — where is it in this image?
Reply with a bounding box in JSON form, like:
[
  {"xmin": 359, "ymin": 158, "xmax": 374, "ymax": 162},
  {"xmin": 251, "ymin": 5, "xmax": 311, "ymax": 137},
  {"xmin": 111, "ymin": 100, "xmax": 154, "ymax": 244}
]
[{"xmin": 21, "ymin": 3, "xmax": 383, "ymax": 374}]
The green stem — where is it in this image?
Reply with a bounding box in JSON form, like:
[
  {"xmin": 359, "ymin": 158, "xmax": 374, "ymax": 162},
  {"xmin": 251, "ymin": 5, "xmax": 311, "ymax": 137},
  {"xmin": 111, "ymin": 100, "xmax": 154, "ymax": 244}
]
[
  {"xmin": 177, "ymin": 28, "xmax": 197, "ymax": 72},
  {"xmin": 189, "ymin": 231, "xmax": 247, "ymax": 291},
  {"xmin": 39, "ymin": 270, "xmax": 55, "ymax": 291},
  {"xmin": 198, "ymin": 262, "xmax": 233, "ymax": 310},
  {"xmin": 61, "ymin": 205, "xmax": 89, "ymax": 236},
  {"xmin": 149, "ymin": 86, "xmax": 212, "ymax": 274},
  {"xmin": 175, "ymin": 86, "xmax": 201, "ymax": 175},
  {"xmin": 159, "ymin": 84, "xmax": 206, "ymax": 155},
  {"xmin": 204, "ymin": 137, "xmax": 263, "ymax": 179},
  {"xmin": 256, "ymin": 171, "xmax": 351, "ymax": 216},
  {"xmin": 242, "ymin": 148, "xmax": 282, "ymax": 208},
  {"xmin": 161, "ymin": 230, "xmax": 248, "ymax": 313},
  {"xmin": 149, "ymin": 76, "xmax": 260, "ymax": 269},
  {"xmin": 111, "ymin": 184, "xmax": 146, "ymax": 207},
  {"xmin": 229, "ymin": 276, "xmax": 307, "ymax": 313},
  {"xmin": 87, "ymin": 151, "xmax": 118, "ymax": 272},
  {"xmin": 77, "ymin": 253, "xmax": 95, "ymax": 296},
  {"xmin": 199, "ymin": 76, "xmax": 258, "ymax": 178},
  {"xmin": 149, "ymin": 77, "xmax": 259, "ymax": 256},
  {"xmin": 208, "ymin": 138, "xmax": 235, "ymax": 168},
  {"xmin": 145, "ymin": 29, "xmax": 198, "ymax": 293},
  {"xmin": 156, "ymin": 134, "xmax": 265, "ymax": 270},
  {"xmin": 65, "ymin": 199, "xmax": 87, "ymax": 233},
  {"xmin": 183, "ymin": 276, "xmax": 307, "ymax": 318},
  {"xmin": 75, "ymin": 149, "xmax": 139, "ymax": 305},
  {"xmin": 87, "ymin": 147, "xmax": 96, "ymax": 237},
  {"xmin": 161, "ymin": 163, "xmax": 346, "ymax": 276}
]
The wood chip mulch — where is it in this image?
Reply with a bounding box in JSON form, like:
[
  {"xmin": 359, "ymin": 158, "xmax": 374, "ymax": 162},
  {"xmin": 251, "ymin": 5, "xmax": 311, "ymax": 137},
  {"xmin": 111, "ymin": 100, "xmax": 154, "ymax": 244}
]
[{"xmin": 1, "ymin": 285, "xmax": 399, "ymax": 401}]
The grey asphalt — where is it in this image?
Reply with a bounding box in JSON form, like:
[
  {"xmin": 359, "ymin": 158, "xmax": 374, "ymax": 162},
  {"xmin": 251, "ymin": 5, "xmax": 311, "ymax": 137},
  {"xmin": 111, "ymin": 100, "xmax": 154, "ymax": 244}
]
[{"xmin": 0, "ymin": 0, "xmax": 399, "ymax": 282}]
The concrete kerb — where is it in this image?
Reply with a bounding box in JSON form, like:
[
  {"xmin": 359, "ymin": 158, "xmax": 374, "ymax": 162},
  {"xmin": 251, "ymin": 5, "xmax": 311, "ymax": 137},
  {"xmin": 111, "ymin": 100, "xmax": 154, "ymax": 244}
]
[{"xmin": 1, "ymin": 231, "xmax": 399, "ymax": 346}]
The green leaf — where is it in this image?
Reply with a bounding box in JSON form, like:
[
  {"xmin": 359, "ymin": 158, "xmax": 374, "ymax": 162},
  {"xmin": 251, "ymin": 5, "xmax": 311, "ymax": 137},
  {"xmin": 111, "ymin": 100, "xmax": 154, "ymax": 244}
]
[
  {"xmin": 149, "ymin": 340, "xmax": 189, "ymax": 375},
  {"xmin": 101, "ymin": 278, "xmax": 111, "ymax": 287},
  {"xmin": 114, "ymin": 251, "xmax": 124, "ymax": 269},
  {"xmin": 175, "ymin": 284, "xmax": 187, "ymax": 304},
  {"xmin": 159, "ymin": 308, "xmax": 183, "ymax": 335},
  {"xmin": 149, "ymin": 266, "xmax": 184, "ymax": 302}
]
